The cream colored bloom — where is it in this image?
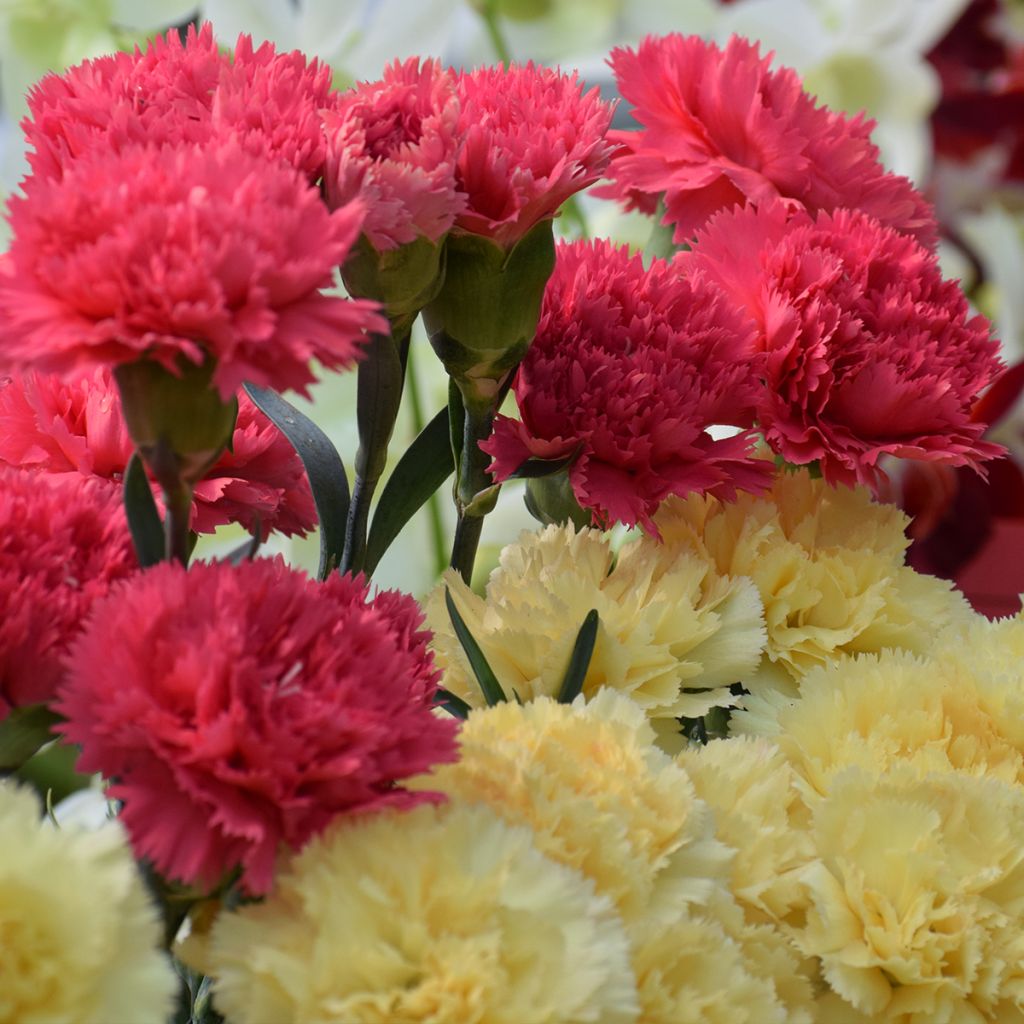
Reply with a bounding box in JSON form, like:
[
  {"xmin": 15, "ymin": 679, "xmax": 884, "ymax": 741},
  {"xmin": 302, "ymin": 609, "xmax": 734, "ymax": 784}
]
[
  {"xmin": 655, "ymin": 470, "xmax": 970, "ymax": 699},
  {"xmin": 797, "ymin": 766, "xmax": 1024, "ymax": 1022},
  {"xmin": 425, "ymin": 523, "xmax": 765, "ymax": 719},
  {"xmin": 206, "ymin": 802, "xmax": 639, "ymax": 1024},
  {"xmin": 733, "ymin": 648, "xmax": 1024, "ymax": 797},
  {"xmin": 631, "ymin": 904, "xmax": 812, "ymax": 1024},
  {"xmin": 413, "ymin": 691, "xmax": 732, "ymax": 924},
  {"xmin": 678, "ymin": 736, "xmax": 815, "ymax": 928},
  {"xmin": 0, "ymin": 781, "xmax": 175, "ymax": 1024}
]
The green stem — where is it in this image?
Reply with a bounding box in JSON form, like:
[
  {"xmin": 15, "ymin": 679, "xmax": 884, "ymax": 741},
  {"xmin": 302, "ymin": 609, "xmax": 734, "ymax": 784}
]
[
  {"xmin": 449, "ymin": 388, "xmax": 502, "ymax": 583},
  {"xmin": 341, "ymin": 325, "xmax": 412, "ymax": 575},
  {"xmin": 450, "ymin": 513, "xmax": 486, "ymax": 585},
  {"xmin": 162, "ymin": 478, "xmax": 194, "ymax": 567},
  {"xmin": 407, "ymin": 342, "xmax": 449, "ymax": 578},
  {"xmin": 479, "ymin": 0, "xmax": 512, "ymax": 63}
]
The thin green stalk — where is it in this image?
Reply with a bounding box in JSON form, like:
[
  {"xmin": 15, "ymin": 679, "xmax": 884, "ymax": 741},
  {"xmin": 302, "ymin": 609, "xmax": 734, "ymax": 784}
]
[
  {"xmin": 479, "ymin": 0, "xmax": 512, "ymax": 63},
  {"xmin": 162, "ymin": 478, "xmax": 194, "ymax": 567},
  {"xmin": 406, "ymin": 342, "xmax": 449, "ymax": 578},
  {"xmin": 342, "ymin": 325, "xmax": 412, "ymax": 574},
  {"xmin": 449, "ymin": 391, "xmax": 501, "ymax": 583}
]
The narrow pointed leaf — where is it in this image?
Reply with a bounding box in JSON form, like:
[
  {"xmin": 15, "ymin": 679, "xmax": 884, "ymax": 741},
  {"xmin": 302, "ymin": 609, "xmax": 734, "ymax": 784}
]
[
  {"xmin": 123, "ymin": 452, "xmax": 165, "ymax": 567},
  {"xmin": 244, "ymin": 384, "xmax": 349, "ymax": 580},
  {"xmin": 444, "ymin": 587, "xmax": 507, "ymax": 706},
  {"xmin": 365, "ymin": 407, "xmax": 454, "ymax": 574},
  {"xmin": 557, "ymin": 609, "xmax": 599, "ymax": 704},
  {"xmin": 434, "ymin": 687, "xmax": 471, "ymax": 719}
]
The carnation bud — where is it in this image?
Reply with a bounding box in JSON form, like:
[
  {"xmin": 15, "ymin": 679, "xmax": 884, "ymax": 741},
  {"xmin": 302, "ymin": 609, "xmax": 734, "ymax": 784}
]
[
  {"xmin": 342, "ymin": 234, "xmax": 446, "ymax": 328},
  {"xmin": 422, "ymin": 219, "xmax": 556, "ymax": 400},
  {"xmin": 114, "ymin": 356, "xmax": 238, "ymax": 486},
  {"xmin": 525, "ymin": 469, "xmax": 591, "ymax": 530}
]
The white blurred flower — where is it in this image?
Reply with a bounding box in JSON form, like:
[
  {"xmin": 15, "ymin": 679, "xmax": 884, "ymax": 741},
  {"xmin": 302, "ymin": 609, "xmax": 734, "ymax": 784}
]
[{"xmin": 201, "ymin": 0, "xmax": 461, "ymax": 84}]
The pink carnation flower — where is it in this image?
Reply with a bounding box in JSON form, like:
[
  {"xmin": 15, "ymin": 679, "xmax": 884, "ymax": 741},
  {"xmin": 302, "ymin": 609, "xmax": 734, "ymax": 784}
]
[
  {"xmin": 58, "ymin": 558, "xmax": 458, "ymax": 894},
  {"xmin": 325, "ymin": 58, "xmax": 464, "ymax": 250},
  {"xmin": 0, "ymin": 369, "xmax": 316, "ymax": 538},
  {"xmin": 683, "ymin": 201, "xmax": 1004, "ymax": 486},
  {"xmin": 599, "ymin": 34, "xmax": 937, "ymax": 247},
  {"xmin": 0, "ymin": 139, "xmax": 384, "ymax": 399},
  {"xmin": 24, "ymin": 24, "xmax": 338, "ymax": 183},
  {"xmin": 453, "ymin": 63, "xmax": 616, "ymax": 248},
  {"xmin": 484, "ymin": 239, "xmax": 770, "ymax": 529},
  {"xmin": 0, "ymin": 467, "xmax": 136, "ymax": 715}
]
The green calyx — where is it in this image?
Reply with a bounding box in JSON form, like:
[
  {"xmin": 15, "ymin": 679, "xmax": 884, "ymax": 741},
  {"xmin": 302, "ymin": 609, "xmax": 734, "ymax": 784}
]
[
  {"xmin": 342, "ymin": 233, "xmax": 447, "ymax": 327},
  {"xmin": 114, "ymin": 355, "xmax": 238, "ymax": 486},
  {"xmin": 525, "ymin": 469, "xmax": 591, "ymax": 530},
  {"xmin": 422, "ymin": 218, "xmax": 556, "ymax": 387}
]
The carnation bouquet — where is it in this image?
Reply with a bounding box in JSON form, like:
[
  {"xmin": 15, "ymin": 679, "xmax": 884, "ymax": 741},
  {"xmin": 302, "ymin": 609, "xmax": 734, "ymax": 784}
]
[{"xmin": 3, "ymin": 7, "xmax": 1024, "ymax": 1023}]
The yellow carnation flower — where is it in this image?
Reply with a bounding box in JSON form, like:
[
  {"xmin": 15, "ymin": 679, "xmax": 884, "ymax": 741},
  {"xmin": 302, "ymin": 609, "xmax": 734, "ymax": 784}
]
[
  {"xmin": 413, "ymin": 691, "xmax": 732, "ymax": 923},
  {"xmin": 425, "ymin": 523, "xmax": 765, "ymax": 719},
  {"xmin": 631, "ymin": 907, "xmax": 810, "ymax": 1024},
  {"xmin": 654, "ymin": 470, "xmax": 970, "ymax": 699},
  {"xmin": 0, "ymin": 781, "xmax": 176, "ymax": 1024},
  {"xmin": 205, "ymin": 802, "xmax": 639, "ymax": 1024},
  {"xmin": 733, "ymin": 649, "xmax": 1024, "ymax": 797},
  {"xmin": 678, "ymin": 736, "xmax": 815, "ymax": 928},
  {"xmin": 797, "ymin": 766, "xmax": 1024, "ymax": 1022}
]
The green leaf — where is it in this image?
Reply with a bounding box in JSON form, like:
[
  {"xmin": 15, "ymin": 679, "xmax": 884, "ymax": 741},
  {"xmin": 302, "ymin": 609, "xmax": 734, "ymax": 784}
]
[
  {"xmin": 557, "ymin": 609, "xmax": 599, "ymax": 704},
  {"xmin": 244, "ymin": 384, "xmax": 350, "ymax": 580},
  {"xmin": 444, "ymin": 587, "xmax": 507, "ymax": 706},
  {"xmin": 0, "ymin": 704, "xmax": 60, "ymax": 771},
  {"xmin": 123, "ymin": 452, "xmax": 165, "ymax": 567},
  {"xmin": 434, "ymin": 687, "xmax": 471, "ymax": 720},
  {"xmin": 364, "ymin": 406, "xmax": 454, "ymax": 575}
]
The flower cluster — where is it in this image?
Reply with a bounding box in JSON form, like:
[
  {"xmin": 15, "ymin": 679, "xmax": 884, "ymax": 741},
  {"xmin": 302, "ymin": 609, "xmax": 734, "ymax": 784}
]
[
  {"xmin": 58, "ymin": 557, "xmax": 458, "ymax": 893},
  {"xmin": 1, "ymin": 18, "xmax": 1019, "ymax": 1024}
]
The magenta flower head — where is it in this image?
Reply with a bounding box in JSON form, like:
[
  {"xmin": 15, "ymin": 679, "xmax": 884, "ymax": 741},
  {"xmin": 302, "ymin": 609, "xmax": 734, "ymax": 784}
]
[
  {"xmin": 683, "ymin": 201, "xmax": 1004, "ymax": 487},
  {"xmin": 0, "ymin": 138, "xmax": 382, "ymax": 402},
  {"xmin": 58, "ymin": 558, "xmax": 459, "ymax": 895},
  {"xmin": 0, "ymin": 467, "xmax": 137, "ymax": 716},
  {"xmin": 24, "ymin": 23, "xmax": 338, "ymax": 184},
  {"xmin": 324, "ymin": 58, "xmax": 465, "ymax": 321},
  {"xmin": 424, "ymin": 63, "xmax": 617, "ymax": 411},
  {"xmin": 598, "ymin": 34, "xmax": 937, "ymax": 248},
  {"xmin": 484, "ymin": 239, "xmax": 771, "ymax": 530}
]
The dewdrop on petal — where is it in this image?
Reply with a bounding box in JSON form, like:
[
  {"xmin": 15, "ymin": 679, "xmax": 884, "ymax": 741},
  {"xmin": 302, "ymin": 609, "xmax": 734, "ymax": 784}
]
[{"xmin": 425, "ymin": 522, "xmax": 766, "ymax": 720}]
